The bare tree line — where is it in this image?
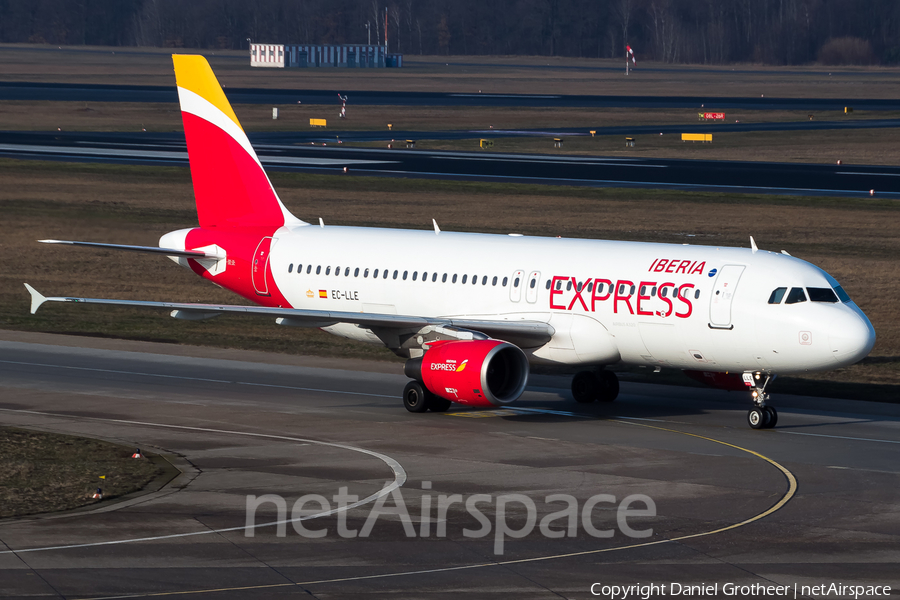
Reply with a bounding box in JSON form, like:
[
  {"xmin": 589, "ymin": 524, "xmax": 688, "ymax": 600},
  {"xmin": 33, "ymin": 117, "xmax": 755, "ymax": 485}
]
[{"xmin": 0, "ymin": 0, "xmax": 896, "ymax": 65}]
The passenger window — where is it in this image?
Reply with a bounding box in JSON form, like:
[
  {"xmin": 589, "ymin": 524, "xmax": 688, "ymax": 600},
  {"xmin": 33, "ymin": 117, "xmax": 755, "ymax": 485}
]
[
  {"xmin": 326, "ymin": 266, "xmax": 331, "ymax": 275},
  {"xmin": 785, "ymin": 287, "xmax": 807, "ymax": 304},
  {"xmin": 452, "ymin": 274, "xmax": 458, "ymax": 283},
  {"xmin": 432, "ymin": 273, "xmax": 438, "ymax": 282},
  {"xmin": 335, "ymin": 265, "xmax": 339, "ymax": 274},
  {"xmin": 473, "ymin": 275, "xmax": 478, "ymax": 285},
  {"xmin": 808, "ymin": 287, "xmax": 838, "ymax": 303},
  {"xmin": 639, "ymin": 285, "xmax": 646, "ymax": 295},
  {"xmin": 513, "ymin": 277, "xmax": 519, "ymax": 287},
  {"xmin": 316, "ymin": 265, "xmax": 321, "ymax": 275},
  {"xmin": 344, "ymin": 267, "xmax": 350, "ymax": 276},
  {"xmin": 288, "ymin": 264, "xmax": 293, "ymax": 273},
  {"xmin": 545, "ymin": 280, "xmax": 551, "ymax": 290},
  {"xmin": 307, "ymin": 265, "xmax": 312, "ymax": 274},
  {"xmin": 630, "ymin": 285, "xmax": 636, "ymax": 295},
  {"xmin": 618, "ymin": 284, "xmax": 625, "ymax": 294},
  {"xmin": 596, "ymin": 282, "xmax": 604, "ymax": 294},
  {"xmin": 373, "ymin": 269, "xmax": 379, "ymax": 278},
  {"xmin": 403, "ymin": 271, "xmax": 408, "ymax": 280},
  {"xmin": 768, "ymin": 287, "xmax": 787, "ymax": 304},
  {"xmin": 442, "ymin": 273, "xmax": 447, "ymax": 283},
  {"xmin": 354, "ymin": 267, "xmax": 360, "ymax": 277},
  {"xmin": 530, "ymin": 278, "xmax": 536, "ymax": 288},
  {"xmin": 412, "ymin": 271, "xmax": 418, "ymax": 281},
  {"xmin": 492, "ymin": 276, "xmax": 498, "ymax": 286},
  {"xmin": 383, "ymin": 269, "xmax": 388, "ymax": 279},
  {"xmin": 834, "ymin": 285, "xmax": 851, "ymax": 303},
  {"xmin": 566, "ymin": 281, "xmax": 572, "ymax": 291},
  {"xmin": 364, "ymin": 268, "xmax": 369, "ymax": 278},
  {"xmin": 298, "ymin": 264, "xmax": 303, "ymax": 273},
  {"xmin": 588, "ymin": 282, "xmax": 593, "ymax": 292},
  {"xmin": 393, "ymin": 270, "xmax": 398, "ymax": 279},
  {"xmin": 651, "ymin": 286, "xmax": 656, "ymax": 296},
  {"xmin": 462, "ymin": 275, "xmax": 468, "ymax": 284},
  {"xmin": 660, "ymin": 287, "xmax": 667, "ymax": 298},
  {"xmin": 422, "ymin": 271, "xmax": 427, "ymax": 281},
  {"xmin": 694, "ymin": 289, "xmax": 700, "ymax": 299},
  {"xmin": 483, "ymin": 276, "xmax": 488, "ymax": 285},
  {"xmin": 502, "ymin": 277, "xmax": 508, "ymax": 287}
]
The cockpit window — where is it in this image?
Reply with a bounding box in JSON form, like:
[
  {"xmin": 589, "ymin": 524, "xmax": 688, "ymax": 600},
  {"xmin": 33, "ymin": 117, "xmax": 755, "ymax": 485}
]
[
  {"xmin": 807, "ymin": 287, "xmax": 838, "ymax": 303},
  {"xmin": 834, "ymin": 285, "xmax": 851, "ymax": 303},
  {"xmin": 768, "ymin": 287, "xmax": 787, "ymax": 304},
  {"xmin": 785, "ymin": 287, "xmax": 807, "ymax": 304}
]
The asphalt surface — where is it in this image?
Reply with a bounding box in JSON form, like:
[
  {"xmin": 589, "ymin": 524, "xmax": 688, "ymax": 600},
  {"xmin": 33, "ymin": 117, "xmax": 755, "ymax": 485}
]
[
  {"xmin": 0, "ymin": 331, "xmax": 898, "ymax": 598},
  {"xmin": 5, "ymin": 80, "xmax": 900, "ymax": 110},
  {"xmin": 2, "ymin": 130, "xmax": 898, "ymax": 197}
]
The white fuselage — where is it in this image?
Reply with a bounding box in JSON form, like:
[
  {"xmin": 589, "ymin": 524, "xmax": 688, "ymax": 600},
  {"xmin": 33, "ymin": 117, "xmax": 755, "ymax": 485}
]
[{"xmin": 256, "ymin": 224, "xmax": 875, "ymax": 375}]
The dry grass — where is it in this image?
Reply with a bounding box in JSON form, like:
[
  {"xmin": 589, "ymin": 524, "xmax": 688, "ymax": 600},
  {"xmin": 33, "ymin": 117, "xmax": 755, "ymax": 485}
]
[
  {"xmin": 2, "ymin": 44, "xmax": 900, "ymax": 98},
  {"xmin": 1, "ymin": 159, "xmax": 897, "ymax": 391},
  {"xmin": 0, "ymin": 426, "xmax": 163, "ymax": 518}
]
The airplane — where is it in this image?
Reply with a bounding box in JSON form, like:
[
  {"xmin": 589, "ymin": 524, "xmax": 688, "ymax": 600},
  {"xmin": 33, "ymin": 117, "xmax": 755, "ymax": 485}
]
[{"xmin": 24, "ymin": 55, "xmax": 876, "ymax": 429}]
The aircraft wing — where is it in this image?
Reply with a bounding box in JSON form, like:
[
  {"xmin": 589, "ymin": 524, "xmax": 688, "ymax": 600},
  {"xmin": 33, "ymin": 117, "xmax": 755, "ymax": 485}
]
[{"xmin": 23, "ymin": 284, "xmax": 555, "ymax": 347}]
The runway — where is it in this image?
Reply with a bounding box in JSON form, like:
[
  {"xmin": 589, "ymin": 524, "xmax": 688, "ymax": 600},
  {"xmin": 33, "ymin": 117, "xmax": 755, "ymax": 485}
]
[
  {"xmin": 5, "ymin": 81, "xmax": 900, "ymax": 110},
  {"xmin": 1, "ymin": 331, "xmax": 898, "ymax": 598},
  {"xmin": 2, "ymin": 131, "xmax": 899, "ymax": 197}
]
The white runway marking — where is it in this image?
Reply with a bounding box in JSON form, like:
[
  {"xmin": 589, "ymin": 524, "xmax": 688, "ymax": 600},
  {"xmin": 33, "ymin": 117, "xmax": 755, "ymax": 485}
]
[
  {"xmin": 779, "ymin": 430, "xmax": 900, "ymax": 445},
  {"xmin": 0, "ymin": 359, "xmax": 395, "ymax": 398}
]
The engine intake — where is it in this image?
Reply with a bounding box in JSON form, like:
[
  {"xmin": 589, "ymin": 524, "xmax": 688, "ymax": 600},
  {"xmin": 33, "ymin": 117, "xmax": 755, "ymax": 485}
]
[{"xmin": 405, "ymin": 340, "xmax": 529, "ymax": 407}]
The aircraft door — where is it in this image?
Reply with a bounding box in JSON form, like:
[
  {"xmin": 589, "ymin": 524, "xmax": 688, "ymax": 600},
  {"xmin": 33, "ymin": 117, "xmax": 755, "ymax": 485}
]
[
  {"xmin": 526, "ymin": 271, "xmax": 541, "ymax": 303},
  {"xmin": 252, "ymin": 236, "xmax": 274, "ymax": 296},
  {"xmin": 709, "ymin": 264, "xmax": 745, "ymax": 328},
  {"xmin": 509, "ymin": 270, "xmax": 524, "ymax": 302}
]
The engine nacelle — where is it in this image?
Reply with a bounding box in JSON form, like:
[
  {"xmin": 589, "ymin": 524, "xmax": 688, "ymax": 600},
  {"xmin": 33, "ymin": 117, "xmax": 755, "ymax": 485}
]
[
  {"xmin": 683, "ymin": 370, "xmax": 749, "ymax": 391},
  {"xmin": 405, "ymin": 340, "xmax": 529, "ymax": 407}
]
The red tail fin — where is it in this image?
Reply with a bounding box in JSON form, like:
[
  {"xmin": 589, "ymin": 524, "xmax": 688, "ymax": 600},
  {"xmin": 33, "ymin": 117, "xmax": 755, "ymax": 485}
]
[{"xmin": 173, "ymin": 55, "xmax": 301, "ymax": 229}]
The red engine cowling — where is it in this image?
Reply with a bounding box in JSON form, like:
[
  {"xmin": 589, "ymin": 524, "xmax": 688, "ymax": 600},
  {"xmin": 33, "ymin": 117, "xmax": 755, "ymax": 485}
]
[
  {"xmin": 683, "ymin": 370, "xmax": 750, "ymax": 391},
  {"xmin": 405, "ymin": 340, "xmax": 529, "ymax": 407}
]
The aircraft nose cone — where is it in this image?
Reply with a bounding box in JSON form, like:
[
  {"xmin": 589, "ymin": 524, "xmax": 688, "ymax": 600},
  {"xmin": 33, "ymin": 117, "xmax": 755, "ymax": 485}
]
[{"xmin": 829, "ymin": 308, "xmax": 876, "ymax": 366}]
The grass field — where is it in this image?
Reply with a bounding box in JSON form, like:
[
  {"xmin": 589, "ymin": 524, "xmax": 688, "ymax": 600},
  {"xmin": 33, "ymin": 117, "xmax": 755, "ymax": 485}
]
[
  {"xmin": 1, "ymin": 159, "xmax": 897, "ymax": 398},
  {"xmin": 0, "ymin": 426, "xmax": 163, "ymax": 518}
]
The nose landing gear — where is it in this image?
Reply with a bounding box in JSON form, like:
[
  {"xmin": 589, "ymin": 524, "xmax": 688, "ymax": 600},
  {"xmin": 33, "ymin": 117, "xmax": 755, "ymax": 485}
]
[{"xmin": 745, "ymin": 372, "xmax": 777, "ymax": 429}]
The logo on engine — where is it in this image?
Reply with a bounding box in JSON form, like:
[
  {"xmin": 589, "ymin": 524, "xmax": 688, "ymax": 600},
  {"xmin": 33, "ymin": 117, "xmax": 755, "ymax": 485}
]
[
  {"xmin": 444, "ymin": 387, "xmax": 459, "ymax": 398},
  {"xmin": 456, "ymin": 359, "xmax": 468, "ymax": 372}
]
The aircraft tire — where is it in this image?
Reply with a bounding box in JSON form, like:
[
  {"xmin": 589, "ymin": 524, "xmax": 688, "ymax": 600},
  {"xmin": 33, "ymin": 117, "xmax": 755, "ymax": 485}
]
[
  {"xmin": 572, "ymin": 371, "xmax": 599, "ymax": 403},
  {"xmin": 747, "ymin": 407, "xmax": 766, "ymax": 429},
  {"xmin": 403, "ymin": 381, "xmax": 431, "ymax": 413},
  {"xmin": 764, "ymin": 406, "xmax": 778, "ymax": 428},
  {"xmin": 596, "ymin": 370, "xmax": 619, "ymax": 402}
]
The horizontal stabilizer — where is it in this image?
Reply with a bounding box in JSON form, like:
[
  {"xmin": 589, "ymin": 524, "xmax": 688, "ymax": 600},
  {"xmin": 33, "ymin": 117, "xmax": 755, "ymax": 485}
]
[
  {"xmin": 23, "ymin": 283, "xmax": 46, "ymax": 315},
  {"xmin": 38, "ymin": 239, "xmax": 225, "ymax": 260}
]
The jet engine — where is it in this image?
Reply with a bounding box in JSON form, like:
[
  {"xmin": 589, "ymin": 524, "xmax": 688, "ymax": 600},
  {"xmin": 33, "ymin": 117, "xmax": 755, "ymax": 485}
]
[{"xmin": 404, "ymin": 340, "xmax": 529, "ymax": 407}]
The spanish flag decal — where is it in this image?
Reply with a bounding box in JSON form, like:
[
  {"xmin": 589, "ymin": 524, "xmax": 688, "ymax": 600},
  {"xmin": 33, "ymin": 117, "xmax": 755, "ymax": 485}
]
[{"xmin": 318, "ymin": 290, "xmax": 328, "ymax": 298}]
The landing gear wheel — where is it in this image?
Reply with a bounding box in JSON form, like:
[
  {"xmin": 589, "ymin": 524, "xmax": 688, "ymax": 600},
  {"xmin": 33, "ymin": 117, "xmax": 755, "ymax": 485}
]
[
  {"xmin": 572, "ymin": 371, "xmax": 600, "ymax": 403},
  {"xmin": 429, "ymin": 397, "xmax": 452, "ymax": 412},
  {"xmin": 764, "ymin": 406, "xmax": 778, "ymax": 428},
  {"xmin": 403, "ymin": 381, "xmax": 431, "ymax": 413},
  {"xmin": 747, "ymin": 407, "xmax": 766, "ymax": 429},
  {"xmin": 596, "ymin": 370, "xmax": 619, "ymax": 403}
]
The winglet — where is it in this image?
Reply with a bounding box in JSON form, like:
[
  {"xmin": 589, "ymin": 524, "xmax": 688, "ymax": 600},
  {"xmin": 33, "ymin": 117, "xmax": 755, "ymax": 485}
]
[
  {"xmin": 750, "ymin": 236, "xmax": 758, "ymax": 253},
  {"xmin": 24, "ymin": 283, "xmax": 47, "ymax": 315}
]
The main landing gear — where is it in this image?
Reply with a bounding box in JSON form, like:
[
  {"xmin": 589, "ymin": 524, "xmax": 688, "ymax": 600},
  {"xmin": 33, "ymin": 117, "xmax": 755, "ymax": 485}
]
[
  {"xmin": 745, "ymin": 372, "xmax": 778, "ymax": 430},
  {"xmin": 571, "ymin": 369, "xmax": 619, "ymax": 403},
  {"xmin": 402, "ymin": 381, "xmax": 452, "ymax": 413}
]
